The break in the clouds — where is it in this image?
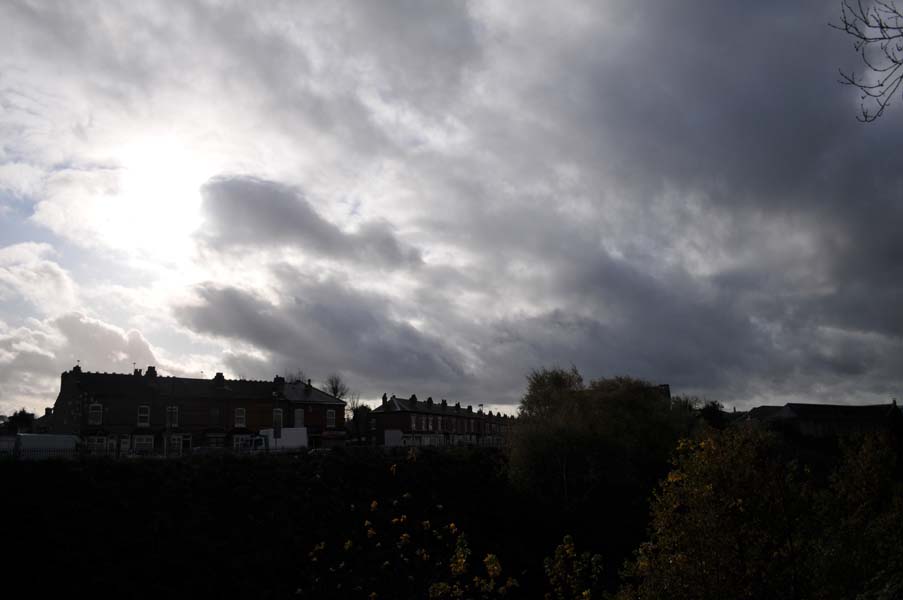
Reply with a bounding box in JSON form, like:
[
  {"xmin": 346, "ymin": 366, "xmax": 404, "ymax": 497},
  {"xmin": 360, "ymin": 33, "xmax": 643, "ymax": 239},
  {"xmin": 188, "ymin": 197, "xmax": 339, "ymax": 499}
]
[{"xmin": 0, "ymin": 0, "xmax": 901, "ymax": 415}]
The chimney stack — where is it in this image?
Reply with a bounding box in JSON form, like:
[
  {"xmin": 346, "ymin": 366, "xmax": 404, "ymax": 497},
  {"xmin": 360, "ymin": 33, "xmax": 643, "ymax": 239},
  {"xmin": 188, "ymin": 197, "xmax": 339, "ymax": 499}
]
[
  {"xmin": 146, "ymin": 366, "xmax": 157, "ymax": 378},
  {"xmin": 382, "ymin": 393, "xmax": 387, "ymax": 407}
]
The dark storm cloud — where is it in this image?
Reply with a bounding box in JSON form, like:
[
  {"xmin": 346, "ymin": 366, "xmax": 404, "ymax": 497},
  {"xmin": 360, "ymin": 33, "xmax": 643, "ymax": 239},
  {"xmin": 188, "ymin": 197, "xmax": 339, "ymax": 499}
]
[
  {"xmin": 197, "ymin": 176, "xmax": 422, "ymax": 268},
  {"xmin": 379, "ymin": 0, "xmax": 903, "ymax": 404},
  {"xmin": 173, "ymin": 271, "xmax": 468, "ymax": 394},
  {"xmin": 4, "ymin": 0, "xmax": 903, "ymax": 409}
]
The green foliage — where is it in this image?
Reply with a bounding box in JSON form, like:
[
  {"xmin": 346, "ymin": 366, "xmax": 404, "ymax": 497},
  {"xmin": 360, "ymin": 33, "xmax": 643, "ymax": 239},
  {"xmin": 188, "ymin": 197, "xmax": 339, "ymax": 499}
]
[
  {"xmin": 5, "ymin": 408, "xmax": 35, "ymax": 433},
  {"xmin": 543, "ymin": 535, "xmax": 605, "ymax": 600},
  {"xmin": 812, "ymin": 433, "xmax": 903, "ymax": 600},
  {"xmin": 299, "ymin": 459, "xmax": 520, "ymax": 599},
  {"xmin": 509, "ymin": 368, "xmax": 698, "ymax": 592},
  {"xmin": 620, "ymin": 426, "xmax": 813, "ymax": 600},
  {"xmin": 620, "ymin": 427, "xmax": 903, "ymax": 600},
  {"xmin": 698, "ymin": 400, "xmax": 727, "ymax": 429},
  {"xmin": 519, "ymin": 366, "xmax": 585, "ymax": 419}
]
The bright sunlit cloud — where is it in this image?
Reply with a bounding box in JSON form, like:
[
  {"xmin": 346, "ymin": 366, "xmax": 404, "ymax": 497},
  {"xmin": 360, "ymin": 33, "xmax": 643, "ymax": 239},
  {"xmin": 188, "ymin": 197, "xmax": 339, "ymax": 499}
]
[{"xmin": 108, "ymin": 134, "xmax": 212, "ymax": 261}]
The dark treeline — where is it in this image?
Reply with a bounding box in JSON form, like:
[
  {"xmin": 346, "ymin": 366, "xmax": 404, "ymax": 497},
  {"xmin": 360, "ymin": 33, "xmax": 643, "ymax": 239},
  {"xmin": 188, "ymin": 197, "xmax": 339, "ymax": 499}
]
[{"xmin": 4, "ymin": 367, "xmax": 903, "ymax": 599}]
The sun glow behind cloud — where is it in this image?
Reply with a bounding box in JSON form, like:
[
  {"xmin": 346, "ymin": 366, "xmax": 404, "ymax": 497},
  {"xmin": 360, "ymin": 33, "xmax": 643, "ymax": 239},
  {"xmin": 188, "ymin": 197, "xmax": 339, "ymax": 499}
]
[{"xmin": 107, "ymin": 135, "xmax": 211, "ymax": 262}]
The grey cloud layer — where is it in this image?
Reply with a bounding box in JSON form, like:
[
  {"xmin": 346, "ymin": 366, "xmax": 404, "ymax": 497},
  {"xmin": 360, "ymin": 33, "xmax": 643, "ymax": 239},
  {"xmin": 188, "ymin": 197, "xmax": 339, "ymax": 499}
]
[
  {"xmin": 0, "ymin": 312, "xmax": 161, "ymax": 413},
  {"xmin": 2, "ymin": 0, "xmax": 903, "ymax": 409},
  {"xmin": 197, "ymin": 176, "xmax": 422, "ymax": 268},
  {"xmin": 174, "ymin": 271, "xmax": 469, "ymax": 397}
]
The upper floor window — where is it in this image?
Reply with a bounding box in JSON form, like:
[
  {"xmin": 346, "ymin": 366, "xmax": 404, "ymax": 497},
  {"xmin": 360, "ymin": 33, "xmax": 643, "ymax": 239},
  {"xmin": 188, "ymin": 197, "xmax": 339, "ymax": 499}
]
[
  {"xmin": 88, "ymin": 403, "xmax": 103, "ymax": 425},
  {"xmin": 294, "ymin": 408, "xmax": 304, "ymax": 427},
  {"xmin": 326, "ymin": 409, "xmax": 336, "ymax": 428},
  {"xmin": 273, "ymin": 408, "xmax": 283, "ymax": 429},
  {"xmin": 137, "ymin": 405, "xmax": 150, "ymax": 427},
  {"xmin": 166, "ymin": 405, "xmax": 179, "ymax": 428},
  {"xmin": 234, "ymin": 407, "xmax": 246, "ymax": 428},
  {"xmin": 411, "ymin": 415, "xmax": 417, "ymax": 431}
]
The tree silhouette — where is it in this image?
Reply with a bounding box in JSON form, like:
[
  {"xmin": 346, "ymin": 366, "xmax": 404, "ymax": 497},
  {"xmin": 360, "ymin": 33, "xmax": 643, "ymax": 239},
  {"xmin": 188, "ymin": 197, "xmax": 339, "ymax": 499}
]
[
  {"xmin": 284, "ymin": 368, "xmax": 308, "ymax": 384},
  {"xmin": 833, "ymin": 1, "xmax": 903, "ymax": 121},
  {"xmin": 324, "ymin": 373, "xmax": 350, "ymax": 400}
]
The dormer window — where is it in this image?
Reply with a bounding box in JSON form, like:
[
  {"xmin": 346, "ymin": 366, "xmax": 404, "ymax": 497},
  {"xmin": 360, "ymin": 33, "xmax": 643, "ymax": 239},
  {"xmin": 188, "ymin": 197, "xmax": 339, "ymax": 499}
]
[{"xmin": 88, "ymin": 403, "xmax": 103, "ymax": 425}]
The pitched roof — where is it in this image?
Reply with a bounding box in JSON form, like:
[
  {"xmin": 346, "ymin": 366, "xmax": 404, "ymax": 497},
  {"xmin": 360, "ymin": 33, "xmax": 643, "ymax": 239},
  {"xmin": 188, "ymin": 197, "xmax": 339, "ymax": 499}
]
[
  {"xmin": 372, "ymin": 395, "xmax": 509, "ymax": 419},
  {"xmin": 282, "ymin": 381, "xmax": 345, "ymax": 406},
  {"xmin": 67, "ymin": 368, "xmax": 344, "ymax": 405},
  {"xmin": 783, "ymin": 403, "xmax": 898, "ymax": 422},
  {"xmin": 746, "ymin": 402, "xmax": 899, "ymax": 424}
]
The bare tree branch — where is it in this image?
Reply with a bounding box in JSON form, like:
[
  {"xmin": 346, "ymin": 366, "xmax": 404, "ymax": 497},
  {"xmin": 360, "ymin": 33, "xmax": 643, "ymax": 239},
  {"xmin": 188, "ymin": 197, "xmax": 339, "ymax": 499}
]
[
  {"xmin": 832, "ymin": 0, "xmax": 903, "ymax": 121},
  {"xmin": 324, "ymin": 373, "xmax": 350, "ymax": 400}
]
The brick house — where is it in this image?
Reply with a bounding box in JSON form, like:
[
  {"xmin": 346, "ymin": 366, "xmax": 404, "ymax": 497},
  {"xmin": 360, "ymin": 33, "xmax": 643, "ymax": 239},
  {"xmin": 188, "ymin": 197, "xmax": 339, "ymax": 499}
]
[
  {"xmin": 369, "ymin": 393, "xmax": 513, "ymax": 448},
  {"xmin": 49, "ymin": 365, "xmax": 345, "ymax": 456}
]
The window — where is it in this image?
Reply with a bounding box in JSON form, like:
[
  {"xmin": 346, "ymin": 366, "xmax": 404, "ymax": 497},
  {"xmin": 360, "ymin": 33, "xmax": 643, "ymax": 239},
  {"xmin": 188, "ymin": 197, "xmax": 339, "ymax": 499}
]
[
  {"xmin": 87, "ymin": 436, "xmax": 106, "ymax": 454},
  {"xmin": 209, "ymin": 407, "xmax": 221, "ymax": 426},
  {"xmin": 326, "ymin": 409, "xmax": 336, "ymax": 428},
  {"xmin": 232, "ymin": 434, "xmax": 250, "ymax": 450},
  {"xmin": 119, "ymin": 435, "xmax": 130, "ymax": 454},
  {"xmin": 369, "ymin": 418, "xmax": 376, "ymax": 430},
  {"xmin": 428, "ymin": 416, "xmax": 434, "ymax": 431},
  {"xmin": 273, "ymin": 408, "xmax": 283, "ymax": 429},
  {"xmin": 137, "ymin": 405, "xmax": 150, "ymax": 427},
  {"xmin": 206, "ymin": 433, "xmax": 225, "ymax": 448},
  {"xmin": 438, "ymin": 416, "xmax": 443, "ymax": 431},
  {"xmin": 133, "ymin": 435, "xmax": 154, "ymax": 455},
  {"xmin": 234, "ymin": 407, "xmax": 246, "ymax": 428},
  {"xmin": 294, "ymin": 408, "xmax": 304, "ymax": 427},
  {"xmin": 411, "ymin": 415, "xmax": 417, "ymax": 431},
  {"xmin": 166, "ymin": 405, "xmax": 179, "ymax": 428},
  {"xmin": 88, "ymin": 403, "xmax": 103, "ymax": 425}
]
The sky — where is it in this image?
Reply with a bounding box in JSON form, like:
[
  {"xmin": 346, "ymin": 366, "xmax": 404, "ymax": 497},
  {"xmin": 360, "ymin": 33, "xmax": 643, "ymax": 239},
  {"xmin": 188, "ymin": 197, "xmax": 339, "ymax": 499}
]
[{"xmin": 1, "ymin": 0, "xmax": 901, "ymax": 416}]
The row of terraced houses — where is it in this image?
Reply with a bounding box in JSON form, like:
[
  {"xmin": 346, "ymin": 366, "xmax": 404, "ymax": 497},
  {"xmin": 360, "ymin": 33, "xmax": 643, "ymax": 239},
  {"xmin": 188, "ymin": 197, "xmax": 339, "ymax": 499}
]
[{"xmin": 42, "ymin": 364, "xmax": 513, "ymax": 456}]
